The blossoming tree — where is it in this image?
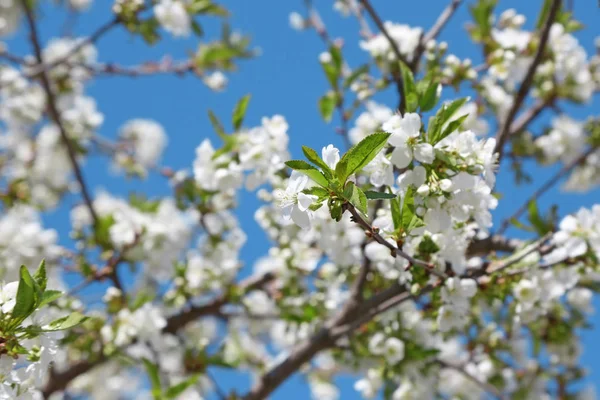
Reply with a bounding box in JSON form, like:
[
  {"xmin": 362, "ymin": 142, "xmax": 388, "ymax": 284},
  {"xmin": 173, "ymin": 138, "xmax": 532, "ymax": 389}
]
[{"xmin": 0, "ymin": 0, "xmax": 600, "ymax": 398}]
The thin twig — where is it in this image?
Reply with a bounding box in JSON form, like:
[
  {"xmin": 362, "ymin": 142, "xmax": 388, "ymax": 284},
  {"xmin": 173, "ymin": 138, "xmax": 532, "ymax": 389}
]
[
  {"xmin": 41, "ymin": 271, "xmax": 276, "ymax": 397},
  {"xmin": 486, "ymin": 233, "xmax": 552, "ymax": 274},
  {"xmin": 412, "ymin": 0, "xmax": 463, "ymax": 71},
  {"xmin": 497, "ymin": 146, "xmax": 595, "ymax": 235},
  {"xmin": 21, "ymin": 0, "xmax": 100, "ymax": 228},
  {"xmin": 508, "ymin": 97, "xmax": 554, "ymax": 136},
  {"xmin": 26, "ymin": 17, "xmax": 120, "ymax": 78},
  {"xmin": 494, "ymin": 0, "xmax": 562, "ymax": 160},
  {"xmin": 357, "ymin": 0, "xmax": 407, "ymax": 114},
  {"xmin": 438, "ymin": 360, "xmax": 506, "ymax": 399},
  {"xmin": 346, "ymin": 203, "xmax": 448, "ymax": 279},
  {"xmin": 352, "ymin": 3, "xmax": 373, "ymax": 38}
]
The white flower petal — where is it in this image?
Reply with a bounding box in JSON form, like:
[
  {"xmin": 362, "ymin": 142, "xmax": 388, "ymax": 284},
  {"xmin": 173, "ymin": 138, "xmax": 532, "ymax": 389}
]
[
  {"xmin": 413, "ymin": 143, "xmax": 435, "ymax": 164},
  {"xmin": 391, "ymin": 146, "xmax": 413, "ymax": 169}
]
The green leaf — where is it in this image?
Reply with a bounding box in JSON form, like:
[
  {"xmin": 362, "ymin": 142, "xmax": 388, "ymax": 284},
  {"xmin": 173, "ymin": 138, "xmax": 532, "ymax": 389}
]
[
  {"xmin": 37, "ymin": 290, "xmax": 63, "ymax": 309},
  {"xmin": 400, "ymin": 63, "xmax": 418, "ymax": 112},
  {"xmin": 343, "ymin": 64, "xmax": 369, "ymax": 89},
  {"xmin": 12, "ymin": 266, "xmax": 37, "ymax": 320},
  {"xmin": 428, "ymin": 98, "xmax": 468, "ymax": 144},
  {"xmin": 190, "ymin": 20, "xmax": 204, "ymax": 36},
  {"xmin": 188, "ymin": 0, "xmax": 229, "ymax": 16},
  {"xmin": 344, "ymin": 182, "xmax": 368, "ymax": 216},
  {"xmin": 319, "ymin": 93, "xmax": 337, "ymax": 123},
  {"xmin": 208, "ymin": 110, "xmax": 227, "ymax": 140},
  {"xmin": 510, "ymin": 217, "xmax": 533, "ymax": 232},
  {"xmin": 302, "ymin": 186, "xmax": 329, "ymax": 198},
  {"xmin": 94, "ymin": 214, "xmax": 116, "ymax": 249},
  {"xmin": 138, "ymin": 18, "xmax": 161, "ymax": 45},
  {"xmin": 330, "ymin": 45, "xmax": 343, "ymax": 68},
  {"xmin": 46, "ymin": 312, "xmax": 88, "ymax": 331},
  {"xmin": 335, "ymin": 131, "xmax": 390, "ymax": 183},
  {"xmin": 364, "ymin": 191, "xmax": 397, "ymax": 200},
  {"xmin": 302, "ymin": 146, "xmax": 332, "ymax": 175},
  {"xmin": 285, "ymin": 160, "xmax": 329, "ymax": 187},
  {"xmin": 419, "ymin": 81, "xmax": 441, "ymax": 112},
  {"xmin": 438, "ymin": 114, "xmax": 469, "ymax": 144},
  {"xmin": 390, "ymin": 189, "xmax": 402, "ymax": 232},
  {"xmin": 142, "ymin": 358, "xmax": 162, "ymax": 399},
  {"xmin": 33, "ymin": 260, "xmax": 47, "ymax": 293},
  {"xmin": 535, "ymin": 0, "xmax": 553, "ymax": 29},
  {"xmin": 400, "ymin": 187, "xmax": 416, "ymax": 230},
  {"xmin": 232, "ymin": 94, "xmax": 251, "ymax": 131},
  {"xmin": 321, "ymin": 46, "xmax": 343, "ymax": 88},
  {"xmin": 527, "ymin": 199, "xmax": 553, "ymax": 235},
  {"xmin": 165, "ymin": 375, "xmax": 200, "ymax": 399}
]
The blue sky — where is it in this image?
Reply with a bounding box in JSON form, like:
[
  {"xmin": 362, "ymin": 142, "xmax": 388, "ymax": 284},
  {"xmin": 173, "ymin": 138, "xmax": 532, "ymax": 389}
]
[{"xmin": 5, "ymin": 0, "xmax": 600, "ymax": 398}]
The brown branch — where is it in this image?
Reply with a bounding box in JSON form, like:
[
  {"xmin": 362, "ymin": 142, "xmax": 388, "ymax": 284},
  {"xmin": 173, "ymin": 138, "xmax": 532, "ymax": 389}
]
[
  {"xmin": 497, "ymin": 146, "xmax": 595, "ymax": 235},
  {"xmin": 467, "ymin": 235, "xmax": 524, "ymax": 256},
  {"xmin": 42, "ymin": 356, "xmax": 106, "ymax": 397},
  {"xmin": 21, "ymin": 0, "xmax": 100, "ymax": 228},
  {"xmin": 26, "ymin": 17, "xmax": 120, "ymax": 79},
  {"xmin": 493, "ymin": 0, "xmax": 562, "ymax": 160},
  {"xmin": 437, "ymin": 360, "xmax": 506, "ymax": 399},
  {"xmin": 508, "ymin": 97, "xmax": 554, "ymax": 136},
  {"xmin": 41, "ymin": 272, "xmax": 275, "ymax": 397},
  {"xmin": 411, "ymin": 0, "xmax": 463, "ymax": 71},
  {"xmin": 346, "ymin": 203, "xmax": 448, "ymax": 279},
  {"xmin": 486, "ymin": 233, "xmax": 552, "ymax": 275},
  {"xmin": 357, "ymin": 0, "xmax": 407, "ymax": 114}
]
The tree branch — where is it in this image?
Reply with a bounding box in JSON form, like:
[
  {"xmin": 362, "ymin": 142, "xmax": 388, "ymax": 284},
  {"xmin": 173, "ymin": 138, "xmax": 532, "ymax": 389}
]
[
  {"xmin": 411, "ymin": 0, "xmax": 463, "ymax": 71},
  {"xmin": 467, "ymin": 235, "xmax": 524, "ymax": 256},
  {"xmin": 493, "ymin": 0, "xmax": 562, "ymax": 160},
  {"xmin": 346, "ymin": 203, "xmax": 448, "ymax": 279},
  {"xmin": 41, "ymin": 271, "xmax": 275, "ymax": 397},
  {"xmin": 21, "ymin": 0, "xmax": 100, "ymax": 228},
  {"xmin": 357, "ymin": 0, "xmax": 407, "ymax": 114},
  {"xmin": 437, "ymin": 360, "xmax": 506, "ymax": 399}
]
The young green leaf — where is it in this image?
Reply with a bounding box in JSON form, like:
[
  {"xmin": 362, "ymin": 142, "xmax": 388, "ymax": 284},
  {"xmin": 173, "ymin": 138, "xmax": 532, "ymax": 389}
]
[
  {"xmin": 401, "ymin": 63, "xmax": 418, "ymax": 112},
  {"xmin": 165, "ymin": 375, "xmax": 200, "ymax": 399},
  {"xmin": 437, "ymin": 113, "xmax": 469, "ymax": 144},
  {"xmin": 142, "ymin": 358, "xmax": 163, "ymax": 398},
  {"xmin": 37, "ymin": 290, "xmax": 63, "ymax": 309},
  {"xmin": 33, "ymin": 260, "xmax": 47, "ymax": 293},
  {"xmin": 319, "ymin": 92, "xmax": 337, "ymax": 123},
  {"xmin": 343, "ymin": 64, "xmax": 369, "ymax": 89},
  {"xmin": 419, "ymin": 81, "xmax": 441, "ymax": 112},
  {"xmin": 285, "ymin": 160, "xmax": 329, "ymax": 187},
  {"xmin": 12, "ymin": 266, "xmax": 37, "ymax": 320},
  {"xmin": 46, "ymin": 312, "xmax": 88, "ymax": 331},
  {"xmin": 344, "ymin": 182, "xmax": 368, "ymax": 216},
  {"xmin": 329, "ymin": 45, "xmax": 343, "ymax": 71},
  {"xmin": 208, "ymin": 110, "xmax": 227, "ymax": 139},
  {"xmin": 400, "ymin": 187, "xmax": 416, "ymax": 230},
  {"xmin": 232, "ymin": 94, "xmax": 251, "ymax": 131},
  {"xmin": 527, "ymin": 199, "xmax": 553, "ymax": 235},
  {"xmin": 428, "ymin": 98, "xmax": 468, "ymax": 144},
  {"xmin": 302, "ymin": 145, "xmax": 332, "ymax": 174},
  {"xmin": 335, "ymin": 131, "xmax": 390, "ymax": 183},
  {"xmin": 390, "ymin": 190, "xmax": 402, "ymax": 232},
  {"xmin": 364, "ymin": 191, "xmax": 397, "ymax": 200}
]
